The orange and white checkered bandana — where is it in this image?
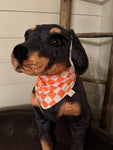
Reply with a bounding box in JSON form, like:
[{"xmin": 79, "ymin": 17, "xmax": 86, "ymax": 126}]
[{"xmin": 35, "ymin": 66, "xmax": 76, "ymax": 109}]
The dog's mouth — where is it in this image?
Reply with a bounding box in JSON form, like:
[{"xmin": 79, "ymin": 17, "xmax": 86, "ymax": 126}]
[
  {"xmin": 11, "ymin": 51, "xmax": 68, "ymax": 76},
  {"xmin": 11, "ymin": 51, "xmax": 67, "ymax": 76},
  {"xmin": 11, "ymin": 51, "xmax": 50, "ymax": 76}
]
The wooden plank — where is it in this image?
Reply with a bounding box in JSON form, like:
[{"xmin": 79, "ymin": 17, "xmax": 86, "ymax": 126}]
[
  {"xmin": 101, "ymin": 37, "xmax": 113, "ymax": 132},
  {"xmin": 82, "ymin": 0, "xmax": 109, "ymax": 5},
  {"xmin": 0, "ymin": 63, "xmax": 36, "ymax": 86},
  {"xmin": 0, "ymin": 12, "xmax": 59, "ymax": 37},
  {"xmin": 71, "ymin": 15, "xmax": 100, "ymax": 33},
  {"xmin": 0, "ymin": 0, "xmax": 101, "ymax": 16},
  {"xmin": 72, "ymin": 0, "xmax": 101, "ymax": 16},
  {"xmin": 0, "ymin": 83, "xmax": 34, "ymax": 108},
  {"xmin": 60, "ymin": 0, "xmax": 72, "ymax": 29},
  {"xmin": 0, "ymin": 0, "xmax": 60, "ymax": 13}
]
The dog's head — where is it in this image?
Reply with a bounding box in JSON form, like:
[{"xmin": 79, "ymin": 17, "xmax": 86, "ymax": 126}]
[{"xmin": 11, "ymin": 24, "xmax": 88, "ymax": 76}]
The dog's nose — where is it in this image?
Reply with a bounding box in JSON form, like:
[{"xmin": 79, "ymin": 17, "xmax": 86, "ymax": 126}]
[{"xmin": 13, "ymin": 44, "xmax": 28, "ymax": 61}]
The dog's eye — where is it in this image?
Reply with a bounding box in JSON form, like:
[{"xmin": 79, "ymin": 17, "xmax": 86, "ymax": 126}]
[{"xmin": 50, "ymin": 38, "xmax": 62, "ymax": 47}]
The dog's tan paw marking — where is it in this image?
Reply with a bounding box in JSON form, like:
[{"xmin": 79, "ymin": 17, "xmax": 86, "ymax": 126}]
[
  {"xmin": 41, "ymin": 139, "xmax": 52, "ymax": 150},
  {"xmin": 58, "ymin": 102, "xmax": 81, "ymax": 117}
]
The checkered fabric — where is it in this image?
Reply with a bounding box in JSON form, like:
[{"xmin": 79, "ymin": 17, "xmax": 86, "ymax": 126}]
[{"xmin": 35, "ymin": 66, "xmax": 76, "ymax": 109}]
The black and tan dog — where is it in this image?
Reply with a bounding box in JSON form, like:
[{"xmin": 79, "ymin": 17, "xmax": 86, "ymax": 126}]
[{"xmin": 11, "ymin": 24, "xmax": 91, "ymax": 150}]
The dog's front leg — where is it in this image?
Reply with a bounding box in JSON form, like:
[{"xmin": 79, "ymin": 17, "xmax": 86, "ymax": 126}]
[
  {"xmin": 31, "ymin": 89, "xmax": 52, "ymax": 150},
  {"xmin": 70, "ymin": 123, "xmax": 85, "ymax": 150},
  {"xmin": 70, "ymin": 115, "xmax": 91, "ymax": 150},
  {"xmin": 37, "ymin": 117, "xmax": 52, "ymax": 150},
  {"xmin": 33, "ymin": 106, "xmax": 52, "ymax": 150}
]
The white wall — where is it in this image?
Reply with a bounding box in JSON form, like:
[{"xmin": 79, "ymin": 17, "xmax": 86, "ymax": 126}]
[
  {"xmin": 0, "ymin": 0, "xmax": 112, "ymax": 128},
  {"xmin": 0, "ymin": 0, "xmax": 60, "ymax": 107}
]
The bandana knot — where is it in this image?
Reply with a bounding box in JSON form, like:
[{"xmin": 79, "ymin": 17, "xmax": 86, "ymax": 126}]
[{"xmin": 35, "ymin": 66, "xmax": 76, "ymax": 109}]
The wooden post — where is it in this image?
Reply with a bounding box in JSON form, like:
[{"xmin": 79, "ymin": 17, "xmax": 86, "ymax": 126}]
[
  {"xmin": 101, "ymin": 37, "xmax": 113, "ymax": 132},
  {"xmin": 60, "ymin": 0, "xmax": 72, "ymax": 30}
]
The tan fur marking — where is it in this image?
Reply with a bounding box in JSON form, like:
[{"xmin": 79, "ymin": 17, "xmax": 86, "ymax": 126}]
[
  {"xmin": 23, "ymin": 52, "xmax": 49, "ymax": 76},
  {"xmin": 41, "ymin": 139, "xmax": 52, "ymax": 150},
  {"xmin": 50, "ymin": 27, "xmax": 61, "ymax": 33},
  {"xmin": 44, "ymin": 63, "xmax": 67, "ymax": 75},
  {"xmin": 11, "ymin": 51, "xmax": 67, "ymax": 76},
  {"xmin": 31, "ymin": 26, "xmax": 37, "ymax": 31},
  {"xmin": 11, "ymin": 51, "xmax": 50, "ymax": 76},
  {"xmin": 31, "ymin": 92, "xmax": 44, "ymax": 113},
  {"xmin": 23, "ymin": 51, "xmax": 49, "ymax": 76},
  {"xmin": 58, "ymin": 102, "xmax": 81, "ymax": 118}
]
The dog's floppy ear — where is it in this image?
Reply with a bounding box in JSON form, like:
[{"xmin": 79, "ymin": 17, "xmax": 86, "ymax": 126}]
[{"xmin": 69, "ymin": 30, "xmax": 88, "ymax": 76}]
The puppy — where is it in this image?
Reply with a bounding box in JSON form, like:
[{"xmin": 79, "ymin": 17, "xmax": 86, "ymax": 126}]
[{"xmin": 11, "ymin": 24, "xmax": 91, "ymax": 150}]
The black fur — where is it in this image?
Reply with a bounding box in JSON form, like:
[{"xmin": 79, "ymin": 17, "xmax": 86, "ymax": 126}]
[
  {"xmin": 12, "ymin": 24, "xmax": 91, "ymax": 150},
  {"xmin": 69, "ymin": 30, "xmax": 89, "ymax": 75},
  {"xmin": 34, "ymin": 77, "xmax": 91, "ymax": 150}
]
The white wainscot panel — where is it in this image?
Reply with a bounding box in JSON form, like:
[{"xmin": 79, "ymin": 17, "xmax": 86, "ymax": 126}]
[
  {"xmin": 0, "ymin": 83, "xmax": 34, "ymax": 108},
  {"xmin": 71, "ymin": 15, "xmax": 101, "ymax": 33},
  {"xmin": 0, "ymin": 12, "xmax": 59, "ymax": 37},
  {"xmin": 83, "ymin": 81, "xmax": 105, "ymax": 121},
  {"xmin": 83, "ymin": 56, "xmax": 99, "ymax": 80},
  {"xmin": 96, "ymin": 39, "xmax": 112, "ymax": 80},
  {"xmin": 0, "ymin": 0, "xmax": 60, "ymax": 13},
  {"xmin": 0, "ymin": 63, "xmax": 37, "ymax": 86},
  {"xmin": 0, "ymin": 0, "xmax": 101, "ymax": 16},
  {"xmin": 0, "ymin": 0, "xmax": 101, "ymax": 15},
  {"xmin": 72, "ymin": 0, "xmax": 101, "ymax": 16},
  {"xmin": 80, "ymin": 38, "xmax": 100, "ymax": 57},
  {"xmin": 79, "ymin": 38, "xmax": 100, "ymax": 79}
]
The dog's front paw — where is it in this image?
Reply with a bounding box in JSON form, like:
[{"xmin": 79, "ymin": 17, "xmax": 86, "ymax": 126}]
[{"xmin": 58, "ymin": 102, "xmax": 81, "ymax": 118}]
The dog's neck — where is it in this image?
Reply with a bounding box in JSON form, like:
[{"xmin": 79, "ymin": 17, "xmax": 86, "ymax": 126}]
[{"xmin": 35, "ymin": 66, "xmax": 76, "ymax": 109}]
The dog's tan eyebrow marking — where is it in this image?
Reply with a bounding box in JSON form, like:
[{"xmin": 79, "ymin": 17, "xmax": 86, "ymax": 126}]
[
  {"xmin": 50, "ymin": 27, "xmax": 61, "ymax": 33},
  {"xmin": 30, "ymin": 26, "xmax": 37, "ymax": 31}
]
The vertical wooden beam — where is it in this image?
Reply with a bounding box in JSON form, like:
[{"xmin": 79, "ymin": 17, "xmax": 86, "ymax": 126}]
[
  {"xmin": 60, "ymin": 0, "xmax": 72, "ymax": 30},
  {"xmin": 101, "ymin": 37, "xmax": 113, "ymax": 132}
]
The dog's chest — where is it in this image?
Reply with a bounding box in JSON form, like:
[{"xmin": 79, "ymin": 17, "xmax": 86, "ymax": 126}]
[{"xmin": 35, "ymin": 66, "xmax": 76, "ymax": 109}]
